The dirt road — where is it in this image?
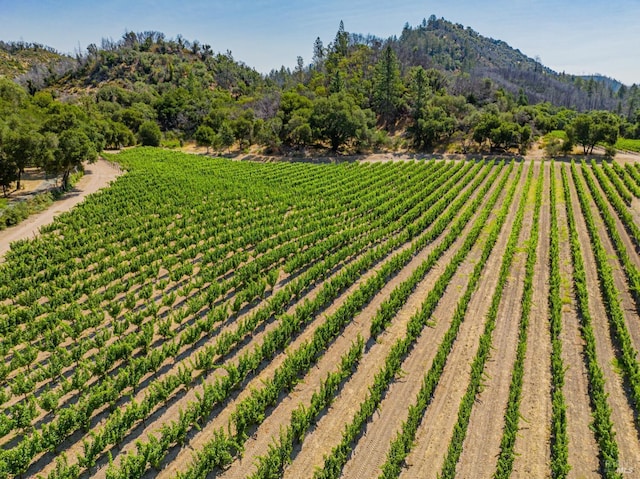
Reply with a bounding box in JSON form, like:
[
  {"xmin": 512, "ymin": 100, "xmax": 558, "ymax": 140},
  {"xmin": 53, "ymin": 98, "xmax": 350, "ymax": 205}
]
[{"xmin": 0, "ymin": 159, "xmax": 122, "ymax": 259}]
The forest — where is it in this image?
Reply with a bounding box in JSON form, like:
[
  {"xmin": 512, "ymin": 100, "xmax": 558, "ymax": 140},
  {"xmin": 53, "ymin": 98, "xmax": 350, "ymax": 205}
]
[{"xmin": 1, "ymin": 16, "xmax": 640, "ymax": 192}]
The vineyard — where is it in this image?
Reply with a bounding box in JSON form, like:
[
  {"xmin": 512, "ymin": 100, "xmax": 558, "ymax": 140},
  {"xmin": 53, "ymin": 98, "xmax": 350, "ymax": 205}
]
[
  {"xmin": 616, "ymin": 138, "xmax": 640, "ymax": 153},
  {"xmin": 1, "ymin": 148, "xmax": 640, "ymax": 479}
]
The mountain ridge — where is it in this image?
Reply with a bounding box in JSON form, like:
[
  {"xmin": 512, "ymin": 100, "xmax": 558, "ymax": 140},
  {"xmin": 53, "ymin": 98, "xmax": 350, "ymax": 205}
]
[
  {"xmin": 1, "ymin": 16, "xmax": 636, "ymax": 113},
  {"xmin": 1, "ymin": 16, "xmax": 638, "ymax": 159}
]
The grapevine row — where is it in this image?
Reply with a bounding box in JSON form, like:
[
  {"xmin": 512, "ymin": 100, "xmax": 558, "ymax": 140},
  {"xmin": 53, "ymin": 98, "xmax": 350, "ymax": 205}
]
[
  {"xmin": 56, "ymin": 161, "xmax": 486, "ymax": 478},
  {"xmin": 438, "ymin": 161, "xmax": 530, "ymax": 478},
  {"xmin": 589, "ymin": 159, "xmax": 640, "ymax": 251},
  {"xmin": 571, "ymin": 161, "xmax": 640, "ymax": 422},
  {"xmin": 561, "ymin": 165, "xmax": 620, "ymax": 478},
  {"xmin": 179, "ymin": 163, "xmax": 511, "ymax": 479},
  {"xmin": 377, "ymin": 160, "xmax": 522, "ymax": 478},
  {"xmin": 548, "ymin": 163, "xmax": 570, "ymax": 477},
  {"xmin": 494, "ymin": 162, "xmax": 546, "ymax": 477}
]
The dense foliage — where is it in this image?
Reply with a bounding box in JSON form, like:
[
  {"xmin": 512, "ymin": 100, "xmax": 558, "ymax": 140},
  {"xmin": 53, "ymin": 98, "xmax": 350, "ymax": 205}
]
[
  {"xmin": 1, "ymin": 17, "xmax": 639, "ymax": 189},
  {"xmin": 0, "ymin": 77, "xmax": 123, "ymax": 196}
]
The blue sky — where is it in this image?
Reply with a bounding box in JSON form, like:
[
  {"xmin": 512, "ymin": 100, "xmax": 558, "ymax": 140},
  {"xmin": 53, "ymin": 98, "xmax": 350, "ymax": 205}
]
[{"xmin": 1, "ymin": 0, "xmax": 639, "ymax": 85}]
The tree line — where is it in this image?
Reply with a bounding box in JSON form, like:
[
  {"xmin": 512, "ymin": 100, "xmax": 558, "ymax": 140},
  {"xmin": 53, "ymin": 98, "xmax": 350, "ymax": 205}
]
[
  {"xmin": 0, "ymin": 79, "xmax": 131, "ymax": 196},
  {"xmin": 2, "ymin": 20, "xmax": 640, "ymax": 195}
]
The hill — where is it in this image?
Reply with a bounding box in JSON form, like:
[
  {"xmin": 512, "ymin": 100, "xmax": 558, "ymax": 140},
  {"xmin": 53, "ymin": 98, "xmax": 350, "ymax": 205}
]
[
  {"xmin": 3, "ymin": 18, "xmax": 636, "ymax": 112},
  {"xmin": 390, "ymin": 16, "xmax": 632, "ymax": 111},
  {"xmin": 0, "ymin": 41, "xmax": 76, "ymax": 91},
  {"xmin": 0, "ymin": 17, "xmax": 639, "ymax": 160}
]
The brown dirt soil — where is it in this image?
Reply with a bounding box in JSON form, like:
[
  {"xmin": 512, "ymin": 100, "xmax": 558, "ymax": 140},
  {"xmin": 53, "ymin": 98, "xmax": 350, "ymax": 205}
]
[
  {"xmin": 576, "ymin": 165, "xmax": 640, "ymax": 356},
  {"xmin": 512, "ymin": 162, "xmax": 553, "ymax": 478},
  {"xmin": 555, "ymin": 166, "xmax": 601, "ymax": 479},
  {"xmin": 147, "ymin": 164, "xmax": 491, "ymax": 479},
  {"xmin": 398, "ymin": 166, "xmax": 525, "ymax": 479},
  {"xmin": 588, "ymin": 164, "xmax": 640, "ymax": 275},
  {"xmin": 630, "ymin": 197, "xmax": 640, "ymax": 233},
  {"xmin": 567, "ymin": 166, "xmax": 640, "ymax": 470},
  {"xmin": 34, "ymin": 163, "xmax": 445, "ymax": 478},
  {"xmin": 185, "ymin": 138, "xmax": 640, "ymax": 166},
  {"xmin": 210, "ymin": 164, "xmax": 503, "ymax": 479},
  {"xmin": 0, "ymin": 159, "xmax": 122, "ymax": 259},
  {"xmin": 4, "ymin": 167, "xmax": 49, "ymax": 195},
  {"xmin": 9, "ymin": 153, "xmax": 640, "ymax": 479},
  {"xmin": 453, "ymin": 164, "xmax": 534, "ymax": 478},
  {"xmin": 76, "ymin": 224, "xmax": 408, "ymax": 479},
  {"xmin": 321, "ymin": 165, "xmax": 511, "ymax": 479}
]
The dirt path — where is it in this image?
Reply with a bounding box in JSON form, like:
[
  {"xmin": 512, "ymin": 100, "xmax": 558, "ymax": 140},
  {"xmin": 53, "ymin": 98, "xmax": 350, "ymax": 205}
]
[
  {"xmin": 0, "ymin": 159, "xmax": 122, "ymax": 259},
  {"xmin": 454, "ymin": 164, "xmax": 533, "ymax": 478},
  {"xmin": 567, "ymin": 166, "xmax": 640, "ymax": 470},
  {"xmin": 148, "ymin": 165, "xmax": 489, "ymax": 479},
  {"xmin": 399, "ymin": 166, "xmax": 524, "ymax": 479},
  {"xmin": 511, "ymin": 162, "xmax": 553, "ymax": 478},
  {"xmin": 552, "ymin": 162, "xmax": 600, "ymax": 477},
  {"xmin": 200, "ymin": 138, "xmax": 640, "ymax": 166},
  {"xmin": 334, "ymin": 165, "xmax": 512, "ymax": 479}
]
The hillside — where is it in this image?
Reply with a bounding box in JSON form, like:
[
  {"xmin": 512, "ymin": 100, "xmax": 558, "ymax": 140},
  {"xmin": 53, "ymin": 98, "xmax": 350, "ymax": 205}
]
[
  {"xmin": 0, "ymin": 17, "xmax": 639, "ymax": 161},
  {"xmin": 62, "ymin": 33, "xmax": 267, "ymax": 95},
  {"xmin": 391, "ymin": 16, "xmax": 632, "ymax": 111},
  {"xmin": 2, "ymin": 18, "xmax": 636, "ymax": 112},
  {"xmin": 0, "ymin": 41, "xmax": 75, "ymax": 91},
  {"xmin": 0, "ymin": 41, "xmax": 62, "ymax": 77}
]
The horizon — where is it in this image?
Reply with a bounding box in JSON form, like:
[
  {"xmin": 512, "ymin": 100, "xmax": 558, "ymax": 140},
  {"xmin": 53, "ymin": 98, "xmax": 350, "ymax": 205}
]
[{"xmin": 2, "ymin": 0, "xmax": 639, "ymax": 85}]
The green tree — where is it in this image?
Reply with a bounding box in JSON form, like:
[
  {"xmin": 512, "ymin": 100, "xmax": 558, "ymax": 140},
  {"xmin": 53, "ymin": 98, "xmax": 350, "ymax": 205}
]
[
  {"xmin": 408, "ymin": 106, "xmax": 455, "ymax": 149},
  {"xmin": 408, "ymin": 66, "xmax": 429, "ymax": 116},
  {"xmin": 232, "ymin": 113, "xmax": 255, "ymax": 149},
  {"xmin": 0, "ymin": 135, "xmax": 18, "ymax": 196},
  {"xmin": 566, "ymin": 111, "xmax": 619, "ymax": 154},
  {"xmin": 256, "ymin": 117, "xmax": 283, "ymax": 152},
  {"xmin": 310, "ymin": 93, "xmax": 374, "ymax": 152},
  {"xmin": 518, "ymin": 124, "xmax": 532, "ymax": 154},
  {"xmin": 488, "ymin": 121, "xmax": 519, "ymax": 150},
  {"xmin": 334, "ymin": 21, "xmax": 349, "ymax": 58},
  {"xmin": 279, "ymin": 91, "xmax": 313, "ymax": 146},
  {"xmin": 472, "ymin": 112, "xmax": 501, "ymax": 148},
  {"xmin": 154, "ymin": 88, "xmax": 190, "ymax": 130},
  {"xmin": 568, "ymin": 114, "xmax": 593, "ymax": 154},
  {"xmin": 372, "ymin": 45, "xmax": 404, "ymax": 127},
  {"xmin": 218, "ymin": 121, "xmax": 235, "ymax": 153},
  {"xmin": 287, "ymin": 114, "xmax": 313, "ymax": 147},
  {"xmin": 424, "ymin": 68, "xmax": 448, "ymax": 94},
  {"xmin": 312, "ymin": 37, "xmax": 325, "ymax": 71},
  {"xmin": 46, "ymin": 129, "xmax": 97, "ymax": 189},
  {"xmin": 138, "ymin": 121, "xmax": 162, "ymax": 146},
  {"xmin": 0, "ymin": 78, "xmax": 28, "ymax": 109},
  {"xmin": 121, "ymin": 103, "xmax": 157, "ymax": 132},
  {"xmin": 472, "ymin": 112, "xmax": 529, "ymax": 151},
  {"xmin": 1, "ymin": 125, "xmax": 51, "ymax": 190},
  {"xmin": 98, "ymin": 119, "xmax": 135, "ymax": 149},
  {"xmin": 517, "ymin": 88, "xmax": 529, "ymax": 106},
  {"xmin": 194, "ymin": 125, "xmax": 216, "ymax": 153},
  {"xmin": 329, "ymin": 70, "xmax": 345, "ymax": 94}
]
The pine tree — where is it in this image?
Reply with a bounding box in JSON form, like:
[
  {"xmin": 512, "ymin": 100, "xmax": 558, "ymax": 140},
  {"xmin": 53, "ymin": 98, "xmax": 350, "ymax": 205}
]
[
  {"xmin": 312, "ymin": 37, "xmax": 325, "ymax": 71},
  {"xmin": 334, "ymin": 21, "xmax": 348, "ymax": 57},
  {"xmin": 372, "ymin": 44, "xmax": 403, "ymax": 127}
]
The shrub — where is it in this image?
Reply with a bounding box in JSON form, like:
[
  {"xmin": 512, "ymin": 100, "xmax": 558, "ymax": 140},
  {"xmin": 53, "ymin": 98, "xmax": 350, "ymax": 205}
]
[{"xmin": 138, "ymin": 121, "xmax": 162, "ymax": 147}]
